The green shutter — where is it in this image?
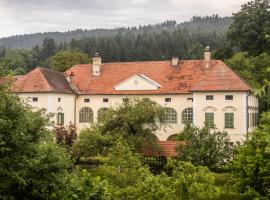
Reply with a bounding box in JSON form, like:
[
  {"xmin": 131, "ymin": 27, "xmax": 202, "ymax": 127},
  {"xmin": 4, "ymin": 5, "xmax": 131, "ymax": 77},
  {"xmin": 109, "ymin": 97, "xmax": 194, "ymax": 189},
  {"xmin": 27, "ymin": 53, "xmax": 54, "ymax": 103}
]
[
  {"xmin": 225, "ymin": 113, "xmax": 234, "ymax": 128},
  {"xmin": 61, "ymin": 113, "xmax": 64, "ymax": 125},
  {"xmin": 205, "ymin": 113, "xmax": 214, "ymax": 128}
]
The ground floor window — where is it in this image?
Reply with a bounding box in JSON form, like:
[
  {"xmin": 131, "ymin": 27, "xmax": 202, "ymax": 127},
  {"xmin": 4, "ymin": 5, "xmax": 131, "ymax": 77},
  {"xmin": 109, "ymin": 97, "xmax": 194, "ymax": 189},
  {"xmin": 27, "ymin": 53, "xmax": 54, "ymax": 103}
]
[
  {"xmin": 182, "ymin": 107, "xmax": 193, "ymax": 124},
  {"xmin": 57, "ymin": 112, "xmax": 64, "ymax": 125},
  {"xmin": 163, "ymin": 107, "xmax": 177, "ymax": 124},
  {"xmin": 205, "ymin": 112, "xmax": 214, "ymax": 128},
  {"xmin": 225, "ymin": 113, "xmax": 234, "ymax": 128}
]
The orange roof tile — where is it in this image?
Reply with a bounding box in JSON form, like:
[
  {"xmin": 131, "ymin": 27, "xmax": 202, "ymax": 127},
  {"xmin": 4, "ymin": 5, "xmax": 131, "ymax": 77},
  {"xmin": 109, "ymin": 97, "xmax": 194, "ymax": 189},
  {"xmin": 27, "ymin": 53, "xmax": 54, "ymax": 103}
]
[
  {"xmin": 66, "ymin": 60, "xmax": 250, "ymax": 94},
  {"xmin": 138, "ymin": 141, "xmax": 182, "ymax": 157},
  {"xmin": 0, "ymin": 60, "xmax": 251, "ymax": 94},
  {"xmin": 11, "ymin": 67, "xmax": 74, "ymax": 93},
  {"xmin": 191, "ymin": 61, "xmax": 251, "ymax": 91}
]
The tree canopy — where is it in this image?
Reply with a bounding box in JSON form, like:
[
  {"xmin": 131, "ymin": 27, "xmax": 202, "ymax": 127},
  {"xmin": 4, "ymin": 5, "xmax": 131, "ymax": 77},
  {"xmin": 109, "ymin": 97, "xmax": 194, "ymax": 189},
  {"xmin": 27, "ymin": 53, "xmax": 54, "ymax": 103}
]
[{"xmin": 227, "ymin": 0, "xmax": 270, "ymax": 55}]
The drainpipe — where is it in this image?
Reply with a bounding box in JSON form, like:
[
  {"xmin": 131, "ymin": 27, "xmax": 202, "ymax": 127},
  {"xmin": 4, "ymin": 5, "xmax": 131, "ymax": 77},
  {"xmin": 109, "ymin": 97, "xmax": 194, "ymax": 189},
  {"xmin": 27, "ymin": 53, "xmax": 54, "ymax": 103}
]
[{"xmin": 246, "ymin": 93, "xmax": 250, "ymax": 140}]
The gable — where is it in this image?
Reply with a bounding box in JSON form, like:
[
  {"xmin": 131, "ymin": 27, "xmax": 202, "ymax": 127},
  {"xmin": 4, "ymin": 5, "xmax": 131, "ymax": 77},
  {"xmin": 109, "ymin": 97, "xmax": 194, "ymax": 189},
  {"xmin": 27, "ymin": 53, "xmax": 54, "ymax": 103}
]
[{"xmin": 114, "ymin": 74, "xmax": 161, "ymax": 91}]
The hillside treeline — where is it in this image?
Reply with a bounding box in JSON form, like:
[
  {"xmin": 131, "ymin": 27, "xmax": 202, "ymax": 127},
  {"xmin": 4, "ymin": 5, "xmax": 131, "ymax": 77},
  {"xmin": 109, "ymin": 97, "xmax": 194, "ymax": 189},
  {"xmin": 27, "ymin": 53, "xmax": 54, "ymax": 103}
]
[{"xmin": 0, "ymin": 15, "xmax": 232, "ymax": 49}]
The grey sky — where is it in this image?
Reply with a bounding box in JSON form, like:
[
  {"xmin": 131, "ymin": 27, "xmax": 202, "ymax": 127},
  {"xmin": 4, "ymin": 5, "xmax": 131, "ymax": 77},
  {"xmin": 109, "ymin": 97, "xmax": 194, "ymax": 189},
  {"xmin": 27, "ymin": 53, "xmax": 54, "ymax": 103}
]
[{"xmin": 0, "ymin": 0, "xmax": 249, "ymax": 38}]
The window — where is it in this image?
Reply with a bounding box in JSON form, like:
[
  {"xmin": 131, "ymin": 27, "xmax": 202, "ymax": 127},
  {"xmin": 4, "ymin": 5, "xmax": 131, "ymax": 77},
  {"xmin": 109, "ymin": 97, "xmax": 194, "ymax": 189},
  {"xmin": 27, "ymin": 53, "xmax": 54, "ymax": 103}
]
[
  {"xmin": 205, "ymin": 113, "xmax": 214, "ymax": 128},
  {"xmin": 225, "ymin": 95, "xmax": 233, "ymax": 100},
  {"xmin": 84, "ymin": 98, "xmax": 90, "ymax": 103},
  {"xmin": 143, "ymin": 98, "xmax": 150, "ymax": 101},
  {"xmin": 103, "ymin": 98, "xmax": 109, "ymax": 103},
  {"xmin": 163, "ymin": 107, "xmax": 177, "ymax": 124},
  {"xmin": 206, "ymin": 95, "xmax": 213, "ymax": 100},
  {"xmin": 32, "ymin": 97, "xmax": 38, "ymax": 102},
  {"xmin": 79, "ymin": 107, "xmax": 93, "ymax": 123},
  {"xmin": 58, "ymin": 98, "xmax": 61, "ymax": 102},
  {"xmin": 57, "ymin": 112, "xmax": 64, "ymax": 125},
  {"xmin": 165, "ymin": 98, "xmax": 171, "ymax": 102},
  {"xmin": 187, "ymin": 98, "xmax": 193, "ymax": 102},
  {"xmin": 123, "ymin": 98, "xmax": 129, "ymax": 103},
  {"xmin": 97, "ymin": 108, "xmax": 109, "ymax": 122},
  {"xmin": 182, "ymin": 108, "xmax": 193, "ymax": 124},
  {"xmin": 225, "ymin": 113, "xmax": 234, "ymax": 128}
]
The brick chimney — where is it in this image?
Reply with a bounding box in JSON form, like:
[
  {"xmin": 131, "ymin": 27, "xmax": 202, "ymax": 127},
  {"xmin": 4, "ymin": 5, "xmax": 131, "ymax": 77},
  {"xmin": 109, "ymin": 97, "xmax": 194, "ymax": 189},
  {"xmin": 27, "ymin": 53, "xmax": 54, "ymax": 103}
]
[
  {"xmin": 204, "ymin": 46, "xmax": 211, "ymax": 61},
  {"xmin": 93, "ymin": 52, "xmax": 101, "ymax": 76},
  {"xmin": 171, "ymin": 56, "xmax": 179, "ymax": 67}
]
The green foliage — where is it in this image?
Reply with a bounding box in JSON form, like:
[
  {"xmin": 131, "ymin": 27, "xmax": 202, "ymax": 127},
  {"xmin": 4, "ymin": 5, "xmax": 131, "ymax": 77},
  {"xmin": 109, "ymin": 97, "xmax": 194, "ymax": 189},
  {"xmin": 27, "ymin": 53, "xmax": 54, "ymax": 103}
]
[
  {"xmin": 54, "ymin": 169, "xmax": 106, "ymax": 200},
  {"xmin": 49, "ymin": 50, "xmax": 91, "ymax": 71},
  {"xmin": 231, "ymin": 112, "xmax": 270, "ymax": 198},
  {"xmin": 227, "ymin": 0, "xmax": 270, "ymax": 55},
  {"xmin": 177, "ymin": 124, "xmax": 233, "ymax": 171},
  {"xmin": 0, "ymin": 84, "xmax": 72, "ymax": 199},
  {"xmin": 97, "ymin": 98, "xmax": 164, "ymax": 146},
  {"xmin": 71, "ymin": 129, "xmax": 113, "ymax": 159},
  {"xmin": 226, "ymin": 52, "xmax": 270, "ymax": 111},
  {"xmin": 0, "ymin": 49, "xmax": 37, "ymax": 75},
  {"xmin": 101, "ymin": 140, "xmax": 221, "ymax": 200}
]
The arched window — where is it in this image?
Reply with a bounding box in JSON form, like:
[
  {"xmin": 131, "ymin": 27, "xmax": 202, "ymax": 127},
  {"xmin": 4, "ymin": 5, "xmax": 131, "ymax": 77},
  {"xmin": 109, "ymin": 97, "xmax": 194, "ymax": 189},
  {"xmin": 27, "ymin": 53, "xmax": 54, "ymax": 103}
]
[
  {"xmin": 97, "ymin": 107, "xmax": 109, "ymax": 122},
  {"xmin": 182, "ymin": 107, "xmax": 193, "ymax": 124},
  {"xmin": 163, "ymin": 107, "xmax": 177, "ymax": 124},
  {"xmin": 79, "ymin": 107, "xmax": 93, "ymax": 123}
]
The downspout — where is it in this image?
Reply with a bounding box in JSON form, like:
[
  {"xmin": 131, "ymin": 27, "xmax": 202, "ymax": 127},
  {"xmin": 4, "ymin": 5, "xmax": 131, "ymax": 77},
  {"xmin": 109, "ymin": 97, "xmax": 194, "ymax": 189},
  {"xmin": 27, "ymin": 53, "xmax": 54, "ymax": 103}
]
[{"xmin": 246, "ymin": 93, "xmax": 250, "ymax": 140}]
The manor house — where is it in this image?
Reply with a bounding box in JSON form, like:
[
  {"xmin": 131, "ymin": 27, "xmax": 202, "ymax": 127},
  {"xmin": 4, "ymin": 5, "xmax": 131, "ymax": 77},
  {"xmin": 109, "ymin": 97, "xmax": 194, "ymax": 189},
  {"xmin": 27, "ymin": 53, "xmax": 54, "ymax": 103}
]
[{"xmin": 4, "ymin": 48, "xmax": 258, "ymax": 142}]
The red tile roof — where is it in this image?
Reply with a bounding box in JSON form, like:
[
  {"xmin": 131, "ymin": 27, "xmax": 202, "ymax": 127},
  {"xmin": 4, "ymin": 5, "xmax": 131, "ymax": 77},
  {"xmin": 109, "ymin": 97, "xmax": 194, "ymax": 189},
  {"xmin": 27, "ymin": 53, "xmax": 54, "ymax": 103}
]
[
  {"xmin": 0, "ymin": 60, "xmax": 251, "ymax": 94},
  {"xmin": 191, "ymin": 61, "xmax": 251, "ymax": 91},
  {"xmin": 10, "ymin": 67, "xmax": 74, "ymax": 94},
  {"xmin": 138, "ymin": 141, "xmax": 182, "ymax": 157},
  {"xmin": 66, "ymin": 60, "xmax": 250, "ymax": 94}
]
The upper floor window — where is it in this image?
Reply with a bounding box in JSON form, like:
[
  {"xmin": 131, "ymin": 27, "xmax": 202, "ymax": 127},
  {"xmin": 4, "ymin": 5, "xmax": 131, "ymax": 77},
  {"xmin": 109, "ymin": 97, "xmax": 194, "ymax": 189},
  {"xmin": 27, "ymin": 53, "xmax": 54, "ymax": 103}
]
[
  {"xmin": 206, "ymin": 95, "xmax": 214, "ymax": 100},
  {"xmin": 163, "ymin": 107, "xmax": 177, "ymax": 124},
  {"xmin": 182, "ymin": 108, "xmax": 193, "ymax": 124},
  {"xmin": 225, "ymin": 95, "xmax": 233, "ymax": 100},
  {"xmin": 32, "ymin": 97, "xmax": 38, "ymax": 102},
  {"xmin": 103, "ymin": 98, "xmax": 109, "ymax": 103},
  {"xmin": 187, "ymin": 98, "xmax": 193, "ymax": 102},
  {"xmin": 225, "ymin": 113, "xmax": 234, "ymax": 128},
  {"xmin": 57, "ymin": 112, "xmax": 64, "ymax": 125},
  {"xmin": 205, "ymin": 112, "xmax": 214, "ymax": 128},
  {"xmin": 79, "ymin": 107, "xmax": 93, "ymax": 123},
  {"xmin": 58, "ymin": 98, "xmax": 61, "ymax": 102},
  {"xmin": 165, "ymin": 98, "xmax": 171, "ymax": 102},
  {"xmin": 84, "ymin": 98, "xmax": 90, "ymax": 103}
]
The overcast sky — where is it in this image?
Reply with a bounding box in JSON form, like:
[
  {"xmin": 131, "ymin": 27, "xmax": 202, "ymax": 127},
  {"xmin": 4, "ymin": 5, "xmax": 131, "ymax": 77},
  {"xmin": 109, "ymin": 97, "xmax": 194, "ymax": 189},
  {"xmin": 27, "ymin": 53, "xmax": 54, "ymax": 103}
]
[{"xmin": 0, "ymin": 0, "xmax": 249, "ymax": 38}]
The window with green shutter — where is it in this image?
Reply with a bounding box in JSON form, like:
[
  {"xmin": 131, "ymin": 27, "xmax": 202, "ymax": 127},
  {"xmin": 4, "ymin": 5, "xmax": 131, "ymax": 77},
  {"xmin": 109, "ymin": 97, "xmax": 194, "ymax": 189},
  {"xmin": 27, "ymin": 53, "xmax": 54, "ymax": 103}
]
[
  {"xmin": 225, "ymin": 113, "xmax": 234, "ymax": 128},
  {"xmin": 205, "ymin": 113, "xmax": 214, "ymax": 128},
  {"xmin": 57, "ymin": 112, "xmax": 64, "ymax": 125}
]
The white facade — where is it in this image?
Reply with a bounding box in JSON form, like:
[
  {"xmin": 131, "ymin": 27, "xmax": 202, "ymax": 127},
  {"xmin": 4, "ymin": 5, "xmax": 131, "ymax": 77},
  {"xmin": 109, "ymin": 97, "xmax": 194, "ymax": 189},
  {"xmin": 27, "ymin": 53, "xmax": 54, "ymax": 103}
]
[{"xmin": 19, "ymin": 91, "xmax": 259, "ymax": 143}]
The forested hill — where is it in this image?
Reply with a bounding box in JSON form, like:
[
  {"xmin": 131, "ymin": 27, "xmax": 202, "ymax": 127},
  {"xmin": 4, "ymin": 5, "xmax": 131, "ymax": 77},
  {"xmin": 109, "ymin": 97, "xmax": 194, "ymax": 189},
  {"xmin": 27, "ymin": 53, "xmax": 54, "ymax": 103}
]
[{"xmin": 0, "ymin": 15, "xmax": 232, "ymax": 49}]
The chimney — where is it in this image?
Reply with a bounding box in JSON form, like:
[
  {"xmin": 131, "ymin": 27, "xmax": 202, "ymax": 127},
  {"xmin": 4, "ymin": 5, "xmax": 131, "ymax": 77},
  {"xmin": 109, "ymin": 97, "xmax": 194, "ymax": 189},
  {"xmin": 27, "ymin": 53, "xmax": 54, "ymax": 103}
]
[
  {"xmin": 66, "ymin": 71, "xmax": 75, "ymax": 82},
  {"xmin": 93, "ymin": 52, "xmax": 101, "ymax": 76},
  {"xmin": 171, "ymin": 56, "xmax": 179, "ymax": 67},
  {"xmin": 204, "ymin": 46, "xmax": 211, "ymax": 62}
]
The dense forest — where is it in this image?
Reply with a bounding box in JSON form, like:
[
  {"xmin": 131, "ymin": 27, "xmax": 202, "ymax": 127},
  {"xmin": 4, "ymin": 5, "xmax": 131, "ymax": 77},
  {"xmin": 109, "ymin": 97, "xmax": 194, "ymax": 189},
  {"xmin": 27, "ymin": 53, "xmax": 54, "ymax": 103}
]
[
  {"xmin": 0, "ymin": 15, "xmax": 233, "ymax": 75},
  {"xmin": 0, "ymin": 15, "xmax": 232, "ymax": 49}
]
